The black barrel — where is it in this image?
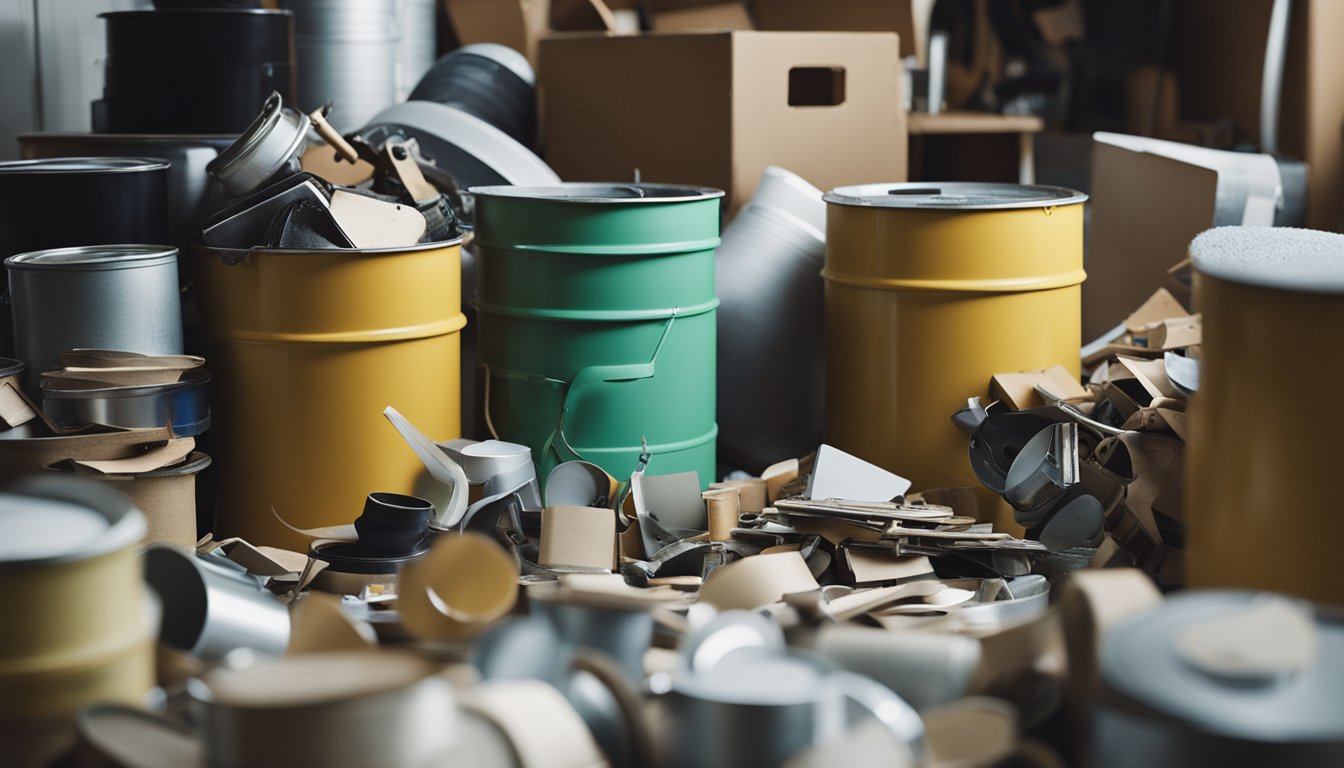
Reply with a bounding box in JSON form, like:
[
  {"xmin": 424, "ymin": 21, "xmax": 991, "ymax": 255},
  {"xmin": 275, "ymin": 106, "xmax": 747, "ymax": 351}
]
[
  {"xmin": 98, "ymin": 10, "xmax": 295, "ymax": 135},
  {"xmin": 0, "ymin": 157, "xmax": 169, "ymax": 356},
  {"xmin": 408, "ymin": 43, "xmax": 537, "ymax": 150}
]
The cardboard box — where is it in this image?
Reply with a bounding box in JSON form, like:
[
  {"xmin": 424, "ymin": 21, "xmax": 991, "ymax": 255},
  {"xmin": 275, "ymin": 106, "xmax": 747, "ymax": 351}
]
[
  {"xmin": 444, "ymin": 0, "xmax": 617, "ymax": 68},
  {"xmin": 1084, "ymin": 132, "xmax": 1293, "ymax": 340},
  {"xmin": 1172, "ymin": 0, "xmax": 1344, "ymax": 232},
  {"xmin": 645, "ymin": 0, "xmax": 752, "ymax": 31},
  {"xmin": 751, "ymin": 0, "xmax": 923, "ymax": 60},
  {"xmin": 539, "ymin": 31, "xmax": 906, "ymax": 212}
]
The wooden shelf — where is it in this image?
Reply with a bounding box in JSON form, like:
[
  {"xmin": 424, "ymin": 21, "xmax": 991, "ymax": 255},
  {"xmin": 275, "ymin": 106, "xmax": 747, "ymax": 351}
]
[{"xmin": 908, "ymin": 111, "xmax": 1045, "ymax": 135}]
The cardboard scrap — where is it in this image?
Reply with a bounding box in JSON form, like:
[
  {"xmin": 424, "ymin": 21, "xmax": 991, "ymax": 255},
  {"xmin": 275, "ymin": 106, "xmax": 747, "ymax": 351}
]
[
  {"xmin": 67, "ymin": 437, "xmax": 196, "ymax": 475},
  {"xmin": 199, "ymin": 536, "xmax": 328, "ymax": 592},
  {"xmin": 1124, "ymin": 289, "xmax": 1191, "ymax": 333},
  {"xmin": 1113, "ymin": 356, "xmax": 1184, "ymax": 402},
  {"xmin": 698, "ymin": 550, "xmax": 820, "ymax": 611},
  {"xmin": 989, "ymin": 364, "xmax": 1090, "ymax": 411},
  {"xmin": 0, "ymin": 381, "xmax": 38, "ymax": 429},
  {"xmin": 839, "ymin": 546, "xmax": 935, "ymax": 587},
  {"xmin": 539, "ymin": 505, "xmax": 618, "ymax": 571},
  {"xmin": 287, "ymin": 592, "xmax": 378, "ymax": 654}
]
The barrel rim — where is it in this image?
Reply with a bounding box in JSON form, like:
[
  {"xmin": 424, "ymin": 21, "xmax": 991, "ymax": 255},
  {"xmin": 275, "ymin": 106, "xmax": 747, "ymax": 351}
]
[
  {"xmin": 100, "ymin": 8, "xmax": 293, "ymax": 18},
  {"xmin": 823, "ymin": 182, "xmax": 1087, "ymax": 210},
  {"xmin": 469, "ymin": 182, "xmax": 725, "ymax": 204},
  {"xmin": 191, "ymin": 234, "xmax": 464, "ymax": 258},
  {"xmin": 0, "ymin": 478, "xmax": 147, "ymax": 569},
  {"xmin": 41, "ymin": 369, "xmax": 210, "ymax": 400},
  {"xmin": 17, "ymin": 132, "xmax": 235, "ymax": 147},
  {"xmin": 0, "ymin": 358, "xmax": 23, "ymax": 379},
  {"xmin": 5, "ymin": 244, "xmax": 177, "ymax": 271},
  {"xmin": 0, "ymin": 156, "xmax": 170, "ymax": 175},
  {"xmin": 309, "ymin": 539, "xmax": 426, "ymax": 574}
]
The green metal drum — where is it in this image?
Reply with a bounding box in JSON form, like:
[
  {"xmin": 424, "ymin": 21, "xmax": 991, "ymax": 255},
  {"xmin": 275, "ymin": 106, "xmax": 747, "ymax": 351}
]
[{"xmin": 471, "ymin": 183, "xmax": 722, "ymax": 486}]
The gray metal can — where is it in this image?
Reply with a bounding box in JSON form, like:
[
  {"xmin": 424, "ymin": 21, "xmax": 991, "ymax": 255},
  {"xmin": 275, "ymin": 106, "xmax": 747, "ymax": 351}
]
[{"xmin": 5, "ymin": 245, "xmax": 183, "ymax": 393}]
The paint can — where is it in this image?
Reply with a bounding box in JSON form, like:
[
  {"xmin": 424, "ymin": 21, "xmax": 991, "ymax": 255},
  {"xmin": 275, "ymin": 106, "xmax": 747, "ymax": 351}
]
[
  {"xmin": 471, "ymin": 183, "xmax": 722, "ymax": 485},
  {"xmin": 98, "ymin": 10, "xmax": 295, "ymax": 134},
  {"xmin": 823, "ymin": 183, "xmax": 1086, "ymax": 529},
  {"xmin": 6, "ymin": 245, "xmax": 183, "ymax": 394},
  {"xmin": 190, "ymin": 238, "xmax": 465, "ymax": 550}
]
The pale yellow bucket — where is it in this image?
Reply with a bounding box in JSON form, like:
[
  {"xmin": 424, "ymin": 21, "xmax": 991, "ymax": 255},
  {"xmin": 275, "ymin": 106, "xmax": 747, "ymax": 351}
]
[
  {"xmin": 1186, "ymin": 227, "xmax": 1344, "ymax": 605},
  {"xmin": 0, "ymin": 479, "xmax": 156, "ymax": 768},
  {"xmin": 823, "ymin": 183, "xmax": 1086, "ymax": 532},
  {"xmin": 191, "ymin": 240, "xmax": 465, "ymax": 550}
]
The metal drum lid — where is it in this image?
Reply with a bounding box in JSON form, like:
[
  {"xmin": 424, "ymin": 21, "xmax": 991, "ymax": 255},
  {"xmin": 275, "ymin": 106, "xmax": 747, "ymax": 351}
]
[
  {"xmin": 1102, "ymin": 590, "xmax": 1344, "ymax": 745},
  {"xmin": 823, "ymin": 182, "xmax": 1087, "ymax": 210},
  {"xmin": 1191, "ymin": 226, "xmax": 1344, "ymax": 294},
  {"xmin": 0, "ymin": 157, "xmax": 169, "ymax": 176},
  {"xmin": 468, "ymin": 183, "xmax": 724, "ymax": 204},
  {"xmin": 0, "ymin": 479, "xmax": 146, "ymax": 566},
  {"xmin": 5, "ymin": 244, "xmax": 177, "ymax": 271}
]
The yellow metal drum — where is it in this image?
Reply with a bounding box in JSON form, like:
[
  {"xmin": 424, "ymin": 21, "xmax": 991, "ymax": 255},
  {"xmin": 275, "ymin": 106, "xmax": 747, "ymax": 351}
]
[
  {"xmin": 0, "ymin": 479, "xmax": 156, "ymax": 768},
  {"xmin": 1186, "ymin": 227, "xmax": 1344, "ymax": 605},
  {"xmin": 191, "ymin": 240, "xmax": 465, "ymax": 550},
  {"xmin": 823, "ymin": 183, "xmax": 1086, "ymax": 532}
]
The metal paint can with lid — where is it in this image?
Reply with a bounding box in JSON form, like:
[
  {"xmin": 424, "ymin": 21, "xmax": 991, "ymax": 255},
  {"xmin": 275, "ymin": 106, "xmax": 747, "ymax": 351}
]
[
  {"xmin": 823, "ymin": 182, "xmax": 1086, "ymax": 532},
  {"xmin": 1095, "ymin": 590, "xmax": 1344, "ymax": 766},
  {"xmin": 5, "ymin": 245, "xmax": 183, "ymax": 393}
]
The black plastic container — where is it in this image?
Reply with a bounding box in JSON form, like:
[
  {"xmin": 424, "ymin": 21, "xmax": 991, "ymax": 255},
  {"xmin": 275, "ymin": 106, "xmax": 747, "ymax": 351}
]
[
  {"xmin": 353, "ymin": 491, "xmax": 433, "ymax": 555},
  {"xmin": 98, "ymin": 9, "xmax": 295, "ymax": 135}
]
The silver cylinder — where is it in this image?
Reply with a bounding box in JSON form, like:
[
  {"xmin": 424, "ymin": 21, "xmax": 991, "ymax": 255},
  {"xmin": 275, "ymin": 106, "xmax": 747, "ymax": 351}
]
[
  {"xmin": 5, "ymin": 245, "xmax": 183, "ymax": 394},
  {"xmin": 395, "ymin": 0, "xmax": 438, "ymax": 101},
  {"xmin": 283, "ymin": 0, "xmax": 400, "ymax": 133},
  {"xmin": 142, "ymin": 545, "xmax": 291, "ymax": 661}
]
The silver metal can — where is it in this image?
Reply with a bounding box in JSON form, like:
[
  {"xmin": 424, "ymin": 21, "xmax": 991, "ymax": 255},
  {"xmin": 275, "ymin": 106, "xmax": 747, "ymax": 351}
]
[{"xmin": 5, "ymin": 245, "xmax": 183, "ymax": 393}]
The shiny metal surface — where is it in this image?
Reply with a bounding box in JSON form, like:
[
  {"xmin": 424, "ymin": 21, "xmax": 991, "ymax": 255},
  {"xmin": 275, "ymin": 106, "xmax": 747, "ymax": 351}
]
[
  {"xmin": 395, "ymin": 0, "xmax": 437, "ymax": 100},
  {"xmin": 207, "ymin": 92, "xmax": 309, "ymax": 197},
  {"xmin": 1096, "ymin": 591, "xmax": 1344, "ymax": 766},
  {"xmin": 41, "ymin": 369, "xmax": 210, "ymax": 436},
  {"xmin": 283, "ymin": 0, "xmax": 399, "ymax": 132},
  {"xmin": 143, "ymin": 545, "xmax": 292, "ymax": 660},
  {"xmin": 6, "ymin": 245, "xmax": 183, "ymax": 394},
  {"xmin": 824, "ymin": 182, "xmax": 1088, "ymax": 210},
  {"xmin": 18, "ymin": 134, "xmax": 229, "ymax": 245}
]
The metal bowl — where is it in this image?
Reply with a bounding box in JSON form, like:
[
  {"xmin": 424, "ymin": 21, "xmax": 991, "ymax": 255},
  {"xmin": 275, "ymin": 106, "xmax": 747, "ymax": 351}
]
[{"xmin": 41, "ymin": 369, "xmax": 210, "ymax": 436}]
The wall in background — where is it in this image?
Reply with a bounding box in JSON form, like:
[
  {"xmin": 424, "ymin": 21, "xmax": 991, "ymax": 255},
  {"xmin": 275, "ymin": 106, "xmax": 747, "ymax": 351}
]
[{"xmin": 0, "ymin": 0, "xmax": 151, "ymax": 161}]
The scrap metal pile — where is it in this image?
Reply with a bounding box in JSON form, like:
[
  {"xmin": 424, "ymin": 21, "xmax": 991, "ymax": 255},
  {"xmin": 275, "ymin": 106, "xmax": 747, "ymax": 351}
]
[{"xmin": 959, "ymin": 289, "xmax": 1198, "ymax": 589}]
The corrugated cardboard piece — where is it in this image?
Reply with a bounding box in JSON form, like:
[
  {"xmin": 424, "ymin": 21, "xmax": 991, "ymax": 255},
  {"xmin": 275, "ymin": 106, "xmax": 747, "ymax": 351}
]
[
  {"xmin": 540, "ymin": 505, "xmax": 618, "ymax": 570},
  {"xmin": 540, "ymin": 31, "xmax": 906, "ymax": 212},
  {"xmin": 989, "ymin": 364, "xmax": 1089, "ymax": 411}
]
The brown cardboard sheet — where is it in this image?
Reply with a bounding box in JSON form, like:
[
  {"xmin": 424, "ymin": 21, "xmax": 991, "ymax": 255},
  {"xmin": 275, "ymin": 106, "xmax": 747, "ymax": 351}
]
[{"xmin": 539, "ymin": 505, "xmax": 618, "ymax": 571}]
